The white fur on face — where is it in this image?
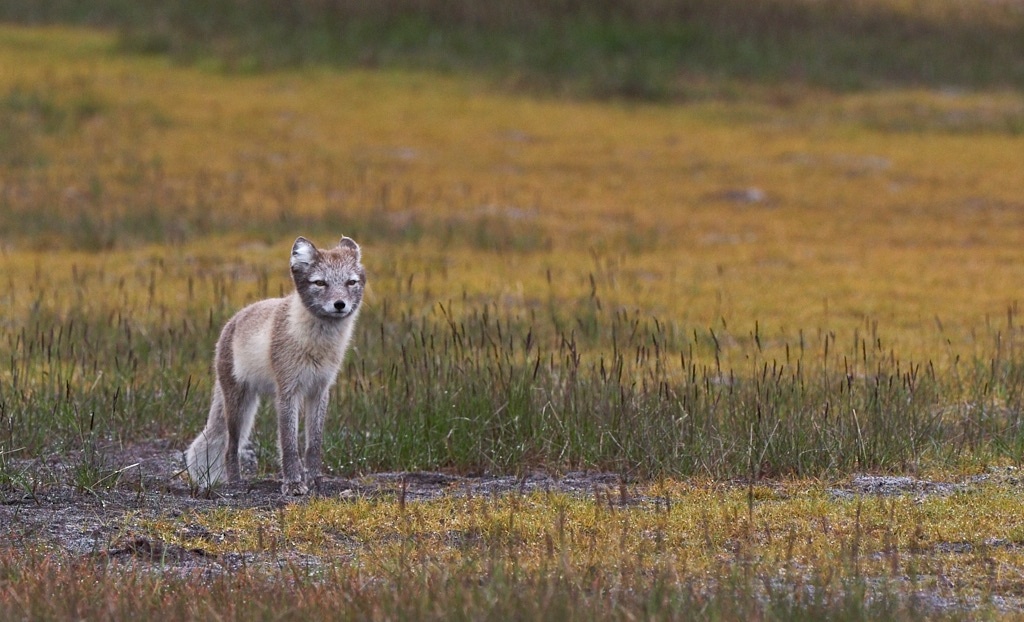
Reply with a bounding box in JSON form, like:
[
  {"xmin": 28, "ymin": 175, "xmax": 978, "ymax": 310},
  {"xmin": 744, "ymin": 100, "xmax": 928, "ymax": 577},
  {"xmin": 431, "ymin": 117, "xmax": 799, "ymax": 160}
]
[{"xmin": 317, "ymin": 300, "xmax": 357, "ymax": 318}]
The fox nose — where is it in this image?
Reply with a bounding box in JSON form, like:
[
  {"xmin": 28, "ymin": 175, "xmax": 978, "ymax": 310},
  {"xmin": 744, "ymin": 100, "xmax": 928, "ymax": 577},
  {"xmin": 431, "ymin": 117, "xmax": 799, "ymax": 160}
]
[{"xmin": 334, "ymin": 300, "xmax": 346, "ymax": 311}]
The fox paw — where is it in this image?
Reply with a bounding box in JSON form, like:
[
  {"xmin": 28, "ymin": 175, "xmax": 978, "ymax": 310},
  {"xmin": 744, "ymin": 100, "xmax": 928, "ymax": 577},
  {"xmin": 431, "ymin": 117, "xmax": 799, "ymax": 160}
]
[
  {"xmin": 281, "ymin": 480, "xmax": 309, "ymax": 496},
  {"xmin": 304, "ymin": 471, "xmax": 324, "ymax": 492},
  {"xmin": 239, "ymin": 443, "xmax": 258, "ymax": 471}
]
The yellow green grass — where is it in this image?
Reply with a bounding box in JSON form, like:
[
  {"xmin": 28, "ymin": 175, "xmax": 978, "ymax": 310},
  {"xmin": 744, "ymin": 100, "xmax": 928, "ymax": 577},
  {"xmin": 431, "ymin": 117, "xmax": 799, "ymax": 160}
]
[
  {"xmin": 4, "ymin": 24, "xmax": 1024, "ymax": 470},
  {"xmin": 3, "ymin": 21, "xmax": 1024, "ymax": 619},
  {"xmin": 3, "ymin": 27, "xmax": 1024, "ymax": 362},
  {"xmin": 7, "ymin": 476, "xmax": 1024, "ymax": 618},
  {"xmin": 146, "ymin": 478, "xmax": 1024, "ymax": 592}
]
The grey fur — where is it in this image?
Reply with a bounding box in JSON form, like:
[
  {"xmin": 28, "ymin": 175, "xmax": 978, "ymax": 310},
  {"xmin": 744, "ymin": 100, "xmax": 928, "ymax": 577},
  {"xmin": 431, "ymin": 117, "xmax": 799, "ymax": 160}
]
[{"xmin": 185, "ymin": 236, "xmax": 365, "ymax": 495}]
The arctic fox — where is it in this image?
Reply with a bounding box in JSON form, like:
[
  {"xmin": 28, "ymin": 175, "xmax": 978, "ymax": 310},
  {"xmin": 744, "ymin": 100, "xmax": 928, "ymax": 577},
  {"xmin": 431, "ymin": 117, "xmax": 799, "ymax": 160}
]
[{"xmin": 185, "ymin": 236, "xmax": 366, "ymax": 495}]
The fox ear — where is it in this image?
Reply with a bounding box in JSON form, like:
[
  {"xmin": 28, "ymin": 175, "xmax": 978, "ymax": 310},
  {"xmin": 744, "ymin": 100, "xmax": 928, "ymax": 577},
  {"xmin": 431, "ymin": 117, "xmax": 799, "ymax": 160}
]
[
  {"xmin": 291, "ymin": 236, "xmax": 317, "ymax": 269},
  {"xmin": 338, "ymin": 236, "xmax": 361, "ymax": 259}
]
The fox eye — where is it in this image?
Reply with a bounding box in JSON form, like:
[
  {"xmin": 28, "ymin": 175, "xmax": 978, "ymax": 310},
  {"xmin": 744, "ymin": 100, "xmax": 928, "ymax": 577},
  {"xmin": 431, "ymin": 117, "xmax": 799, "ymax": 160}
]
[
  {"xmin": 346, "ymin": 278, "xmax": 359, "ymax": 287},
  {"xmin": 312, "ymin": 279, "xmax": 327, "ymax": 287}
]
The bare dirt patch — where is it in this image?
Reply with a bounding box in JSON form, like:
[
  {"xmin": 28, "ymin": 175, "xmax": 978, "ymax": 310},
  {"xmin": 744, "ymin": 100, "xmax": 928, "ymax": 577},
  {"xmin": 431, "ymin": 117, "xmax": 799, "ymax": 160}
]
[
  {"xmin": 1, "ymin": 440, "xmax": 1015, "ymax": 594},
  {"xmin": 0, "ymin": 441, "xmax": 643, "ymax": 568}
]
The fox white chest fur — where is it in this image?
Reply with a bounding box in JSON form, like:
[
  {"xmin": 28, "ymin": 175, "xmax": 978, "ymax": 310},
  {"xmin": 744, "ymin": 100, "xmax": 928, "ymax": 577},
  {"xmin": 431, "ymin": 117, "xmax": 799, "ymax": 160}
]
[
  {"xmin": 229, "ymin": 297, "xmax": 353, "ymax": 394},
  {"xmin": 185, "ymin": 236, "xmax": 366, "ymax": 495}
]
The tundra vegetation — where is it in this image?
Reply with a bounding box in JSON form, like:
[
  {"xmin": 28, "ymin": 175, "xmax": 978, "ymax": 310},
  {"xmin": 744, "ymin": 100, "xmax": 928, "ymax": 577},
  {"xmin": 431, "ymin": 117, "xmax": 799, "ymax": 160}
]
[{"xmin": 2, "ymin": 1, "xmax": 1024, "ymax": 618}]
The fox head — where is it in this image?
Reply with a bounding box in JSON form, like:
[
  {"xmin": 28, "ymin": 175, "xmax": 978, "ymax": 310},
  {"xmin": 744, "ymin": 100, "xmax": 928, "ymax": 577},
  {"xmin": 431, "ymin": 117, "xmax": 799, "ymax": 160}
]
[{"xmin": 290, "ymin": 236, "xmax": 366, "ymax": 320}]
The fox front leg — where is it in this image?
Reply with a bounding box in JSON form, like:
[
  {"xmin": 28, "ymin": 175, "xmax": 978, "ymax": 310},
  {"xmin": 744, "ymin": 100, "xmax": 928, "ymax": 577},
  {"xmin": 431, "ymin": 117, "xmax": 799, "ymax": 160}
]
[
  {"xmin": 303, "ymin": 387, "xmax": 331, "ymax": 491},
  {"xmin": 276, "ymin": 391, "xmax": 308, "ymax": 496}
]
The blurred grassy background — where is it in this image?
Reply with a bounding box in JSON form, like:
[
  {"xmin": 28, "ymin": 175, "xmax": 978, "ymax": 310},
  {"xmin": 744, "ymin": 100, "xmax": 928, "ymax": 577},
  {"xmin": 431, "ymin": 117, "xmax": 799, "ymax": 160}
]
[
  {"xmin": 3, "ymin": 0, "xmax": 1024, "ymax": 97},
  {"xmin": 5, "ymin": 6, "xmax": 1024, "ymax": 616},
  {"xmin": 1, "ymin": 3, "xmax": 1024, "ymax": 477}
]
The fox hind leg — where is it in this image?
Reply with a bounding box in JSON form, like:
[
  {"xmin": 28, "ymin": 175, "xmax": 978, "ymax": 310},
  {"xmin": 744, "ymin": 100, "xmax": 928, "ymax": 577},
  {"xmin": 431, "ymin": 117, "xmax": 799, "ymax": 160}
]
[{"xmin": 223, "ymin": 381, "xmax": 259, "ymax": 483}]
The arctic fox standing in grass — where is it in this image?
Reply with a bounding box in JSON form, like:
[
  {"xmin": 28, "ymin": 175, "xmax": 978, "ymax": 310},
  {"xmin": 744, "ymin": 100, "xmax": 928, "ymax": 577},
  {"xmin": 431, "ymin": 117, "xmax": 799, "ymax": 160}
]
[{"xmin": 185, "ymin": 236, "xmax": 366, "ymax": 495}]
